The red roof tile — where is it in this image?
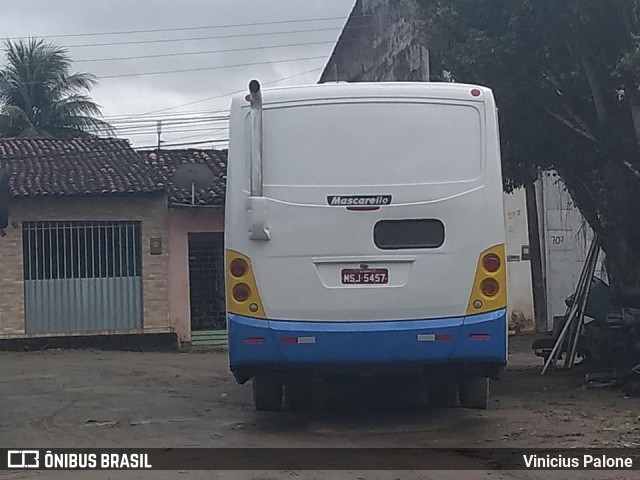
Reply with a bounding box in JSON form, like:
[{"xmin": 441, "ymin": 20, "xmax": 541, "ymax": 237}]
[
  {"xmin": 141, "ymin": 149, "xmax": 227, "ymax": 206},
  {"xmin": 0, "ymin": 138, "xmax": 165, "ymax": 197}
]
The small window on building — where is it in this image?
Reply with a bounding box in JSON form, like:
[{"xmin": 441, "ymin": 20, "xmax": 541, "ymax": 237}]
[
  {"xmin": 374, "ymin": 219, "xmax": 445, "ymax": 250},
  {"xmin": 22, "ymin": 221, "xmax": 142, "ymax": 281}
]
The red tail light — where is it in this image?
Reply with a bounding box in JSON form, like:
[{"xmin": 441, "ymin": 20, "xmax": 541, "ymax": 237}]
[
  {"xmin": 482, "ymin": 253, "xmax": 501, "ymax": 273},
  {"xmin": 435, "ymin": 334, "xmax": 453, "ymax": 341},
  {"xmin": 232, "ymin": 283, "xmax": 251, "ymax": 302},
  {"xmin": 230, "ymin": 258, "xmax": 248, "ymax": 278},
  {"xmin": 480, "ymin": 278, "xmax": 500, "ymax": 297},
  {"xmin": 470, "ymin": 334, "xmax": 492, "ymax": 340}
]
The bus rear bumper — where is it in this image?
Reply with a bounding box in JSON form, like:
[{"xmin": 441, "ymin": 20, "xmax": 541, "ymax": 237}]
[{"xmin": 228, "ymin": 309, "xmax": 507, "ymax": 383}]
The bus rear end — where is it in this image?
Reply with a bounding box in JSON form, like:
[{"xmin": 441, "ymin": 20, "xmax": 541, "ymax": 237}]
[{"xmin": 225, "ymin": 82, "xmax": 507, "ymax": 411}]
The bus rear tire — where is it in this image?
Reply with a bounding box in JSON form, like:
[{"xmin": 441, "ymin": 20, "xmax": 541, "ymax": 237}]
[
  {"xmin": 459, "ymin": 377, "xmax": 489, "ymax": 410},
  {"xmin": 427, "ymin": 380, "xmax": 458, "ymax": 408},
  {"xmin": 284, "ymin": 382, "xmax": 314, "ymax": 411},
  {"xmin": 252, "ymin": 374, "xmax": 283, "ymax": 412}
]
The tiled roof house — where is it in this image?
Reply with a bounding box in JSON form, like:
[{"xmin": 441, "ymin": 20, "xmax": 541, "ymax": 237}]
[
  {"xmin": 0, "ymin": 137, "xmax": 172, "ymax": 343},
  {"xmin": 141, "ymin": 148, "xmax": 229, "ymax": 344},
  {"xmin": 0, "ymin": 138, "xmax": 165, "ymax": 197}
]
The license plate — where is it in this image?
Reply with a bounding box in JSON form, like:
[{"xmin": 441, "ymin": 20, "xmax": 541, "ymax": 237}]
[{"xmin": 341, "ymin": 268, "xmax": 389, "ymax": 285}]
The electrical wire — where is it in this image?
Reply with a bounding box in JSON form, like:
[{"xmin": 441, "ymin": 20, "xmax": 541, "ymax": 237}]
[
  {"xmin": 131, "ymin": 65, "xmax": 323, "ymax": 117},
  {"xmin": 88, "ymin": 55, "xmax": 328, "ymax": 80},
  {"xmin": 4, "ymin": 14, "xmax": 367, "ymax": 40},
  {"xmin": 61, "ymin": 26, "xmax": 345, "ymax": 49},
  {"xmin": 137, "ymin": 138, "xmax": 228, "ymax": 148},
  {"xmin": 73, "ymin": 40, "xmax": 336, "ymax": 64}
]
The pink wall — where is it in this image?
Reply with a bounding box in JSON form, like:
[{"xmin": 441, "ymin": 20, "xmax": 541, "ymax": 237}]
[{"xmin": 169, "ymin": 208, "xmax": 224, "ymax": 342}]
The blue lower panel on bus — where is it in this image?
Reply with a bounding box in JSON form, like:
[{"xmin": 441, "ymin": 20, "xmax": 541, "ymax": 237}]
[{"xmin": 228, "ymin": 309, "xmax": 506, "ymax": 367}]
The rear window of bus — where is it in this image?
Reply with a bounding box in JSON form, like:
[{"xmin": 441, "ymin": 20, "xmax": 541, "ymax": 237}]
[{"xmin": 262, "ymin": 102, "xmax": 483, "ymax": 187}]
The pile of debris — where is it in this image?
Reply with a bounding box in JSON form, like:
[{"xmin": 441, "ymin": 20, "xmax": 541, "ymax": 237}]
[{"xmin": 532, "ymin": 234, "xmax": 640, "ymax": 396}]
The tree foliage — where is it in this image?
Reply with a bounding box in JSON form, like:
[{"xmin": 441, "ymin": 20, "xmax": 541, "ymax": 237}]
[
  {"xmin": 0, "ymin": 39, "xmax": 113, "ymax": 139},
  {"xmin": 416, "ymin": 0, "xmax": 640, "ymax": 286}
]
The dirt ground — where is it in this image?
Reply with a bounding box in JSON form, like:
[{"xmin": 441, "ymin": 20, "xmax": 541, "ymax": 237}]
[{"xmin": 1, "ymin": 334, "xmax": 639, "ymax": 479}]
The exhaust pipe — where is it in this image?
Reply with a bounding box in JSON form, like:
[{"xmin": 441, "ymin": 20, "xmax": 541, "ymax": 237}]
[
  {"xmin": 249, "ymin": 79, "xmax": 263, "ymax": 197},
  {"xmin": 246, "ymin": 80, "xmax": 269, "ymax": 241}
]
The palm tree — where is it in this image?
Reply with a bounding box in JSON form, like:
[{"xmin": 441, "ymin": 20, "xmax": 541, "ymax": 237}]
[{"xmin": 0, "ymin": 38, "xmax": 113, "ymax": 138}]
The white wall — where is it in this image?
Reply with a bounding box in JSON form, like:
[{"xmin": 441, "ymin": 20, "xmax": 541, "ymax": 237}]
[
  {"xmin": 537, "ymin": 172, "xmax": 605, "ymax": 331},
  {"xmin": 503, "ymin": 188, "xmax": 535, "ymax": 331}
]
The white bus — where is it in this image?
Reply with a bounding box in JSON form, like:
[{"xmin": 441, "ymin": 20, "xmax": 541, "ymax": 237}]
[{"xmin": 225, "ymin": 81, "xmax": 507, "ymax": 412}]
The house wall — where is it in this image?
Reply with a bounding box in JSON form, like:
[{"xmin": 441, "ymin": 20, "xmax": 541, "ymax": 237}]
[
  {"xmin": 168, "ymin": 208, "xmax": 224, "ymax": 342},
  {"xmin": 0, "ymin": 195, "xmax": 170, "ymax": 338}
]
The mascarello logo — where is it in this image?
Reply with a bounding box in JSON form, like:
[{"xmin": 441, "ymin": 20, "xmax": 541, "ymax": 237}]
[
  {"xmin": 327, "ymin": 195, "xmax": 392, "ymax": 206},
  {"xmin": 7, "ymin": 450, "xmax": 40, "ymax": 469}
]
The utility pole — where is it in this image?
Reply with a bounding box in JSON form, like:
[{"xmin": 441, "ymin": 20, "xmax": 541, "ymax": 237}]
[
  {"xmin": 156, "ymin": 120, "xmax": 162, "ymax": 151},
  {"xmin": 525, "ymin": 178, "xmax": 548, "ymax": 332}
]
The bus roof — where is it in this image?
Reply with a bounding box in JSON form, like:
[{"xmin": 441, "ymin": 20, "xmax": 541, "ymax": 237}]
[{"xmin": 231, "ymin": 82, "xmax": 494, "ymax": 106}]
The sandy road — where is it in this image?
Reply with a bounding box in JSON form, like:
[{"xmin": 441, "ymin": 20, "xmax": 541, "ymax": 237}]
[{"xmin": 0, "ymin": 335, "xmax": 639, "ymax": 479}]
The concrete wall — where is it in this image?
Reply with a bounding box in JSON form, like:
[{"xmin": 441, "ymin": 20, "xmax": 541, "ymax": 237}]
[
  {"xmin": 537, "ymin": 172, "xmax": 605, "ymax": 331},
  {"xmin": 0, "ymin": 195, "xmax": 170, "ymax": 338},
  {"xmin": 504, "ymin": 188, "xmax": 535, "ymax": 332},
  {"xmin": 168, "ymin": 208, "xmax": 224, "ymax": 342},
  {"xmin": 320, "ymin": 0, "xmax": 429, "ymax": 83}
]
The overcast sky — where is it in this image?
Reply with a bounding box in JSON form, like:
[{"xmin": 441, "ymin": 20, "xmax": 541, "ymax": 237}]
[{"xmin": 0, "ymin": 0, "xmax": 355, "ymax": 148}]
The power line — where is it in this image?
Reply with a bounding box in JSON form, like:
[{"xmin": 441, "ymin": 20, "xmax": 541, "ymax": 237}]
[
  {"xmin": 10, "ymin": 40, "xmax": 340, "ymax": 68},
  {"xmin": 137, "ymin": 138, "xmax": 228, "ymax": 149},
  {"xmin": 4, "ymin": 15, "xmax": 364, "ymax": 40},
  {"xmin": 133, "ymin": 65, "xmax": 323, "ymax": 117},
  {"xmin": 170, "ymin": 131, "xmax": 223, "ymax": 142},
  {"xmin": 98, "ymin": 66, "xmax": 323, "ymax": 123},
  {"xmin": 113, "ymin": 120, "xmax": 230, "ymax": 133},
  {"xmin": 13, "ymin": 56, "xmax": 326, "ymax": 85},
  {"xmin": 72, "ymin": 40, "xmax": 336, "ymax": 64},
  {"xmin": 121, "ymin": 126, "xmax": 229, "ymax": 137},
  {"xmin": 104, "ymin": 108, "xmax": 230, "ymax": 121},
  {"xmin": 96, "ymin": 55, "xmax": 327, "ymax": 80},
  {"xmin": 110, "ymin": 115, "xmax": 229, "ymax": 130},
  {"xmin": 115, "ymin": 124, "xmax": 229, "ymax": 135},
  {"xmin": 62, "ymin": 26, "xmax": 343, "ymax": 49}
]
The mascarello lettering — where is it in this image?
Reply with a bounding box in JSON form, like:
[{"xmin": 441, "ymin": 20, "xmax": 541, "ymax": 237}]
[{"xmin": 327, "ymin": 196, "xmax": 391, "ymax": 206}]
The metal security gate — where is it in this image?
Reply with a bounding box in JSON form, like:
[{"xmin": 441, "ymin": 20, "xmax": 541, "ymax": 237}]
[
  {"xmin": 188, "ymin": 232, "xmax": 226, "ymax": 345},
  {"xmin": 23, "ymin": 221, "xmax": 143, "ymax": 334}
]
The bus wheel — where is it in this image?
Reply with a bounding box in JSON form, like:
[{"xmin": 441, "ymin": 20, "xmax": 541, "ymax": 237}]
[
  {"xmin": 252, "ymin": 374, "xmax": 283, "ymax": 412},
  {"xmin": 284, "ymin": 382, "xmax": 314, "ymax": 412},
  {"xmin": 459, "ymin": 377, "xmax": 489, "ymax": 410},
  {"xmin": 427, "ymin": 380, "xmax": 458, "ymax": 408}
]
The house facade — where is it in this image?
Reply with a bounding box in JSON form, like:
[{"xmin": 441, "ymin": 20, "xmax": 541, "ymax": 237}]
[
  {"xmin": 142, "ymin": 149, "xmax": 228, "ymax": 345},
  {"xmin": 0, "ymin": 138, "xmax": 172, "ymax": 342}
]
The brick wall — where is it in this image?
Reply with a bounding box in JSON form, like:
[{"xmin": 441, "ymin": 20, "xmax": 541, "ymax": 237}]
[{"xmin": 0, "ymin": 194, "xmax": 170, "ymax": 337}]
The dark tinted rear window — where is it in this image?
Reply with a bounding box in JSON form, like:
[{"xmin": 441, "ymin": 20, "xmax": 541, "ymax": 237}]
[{"xmin": 374, "ymin": 219, "xmax": 445, "ymax": 250}]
